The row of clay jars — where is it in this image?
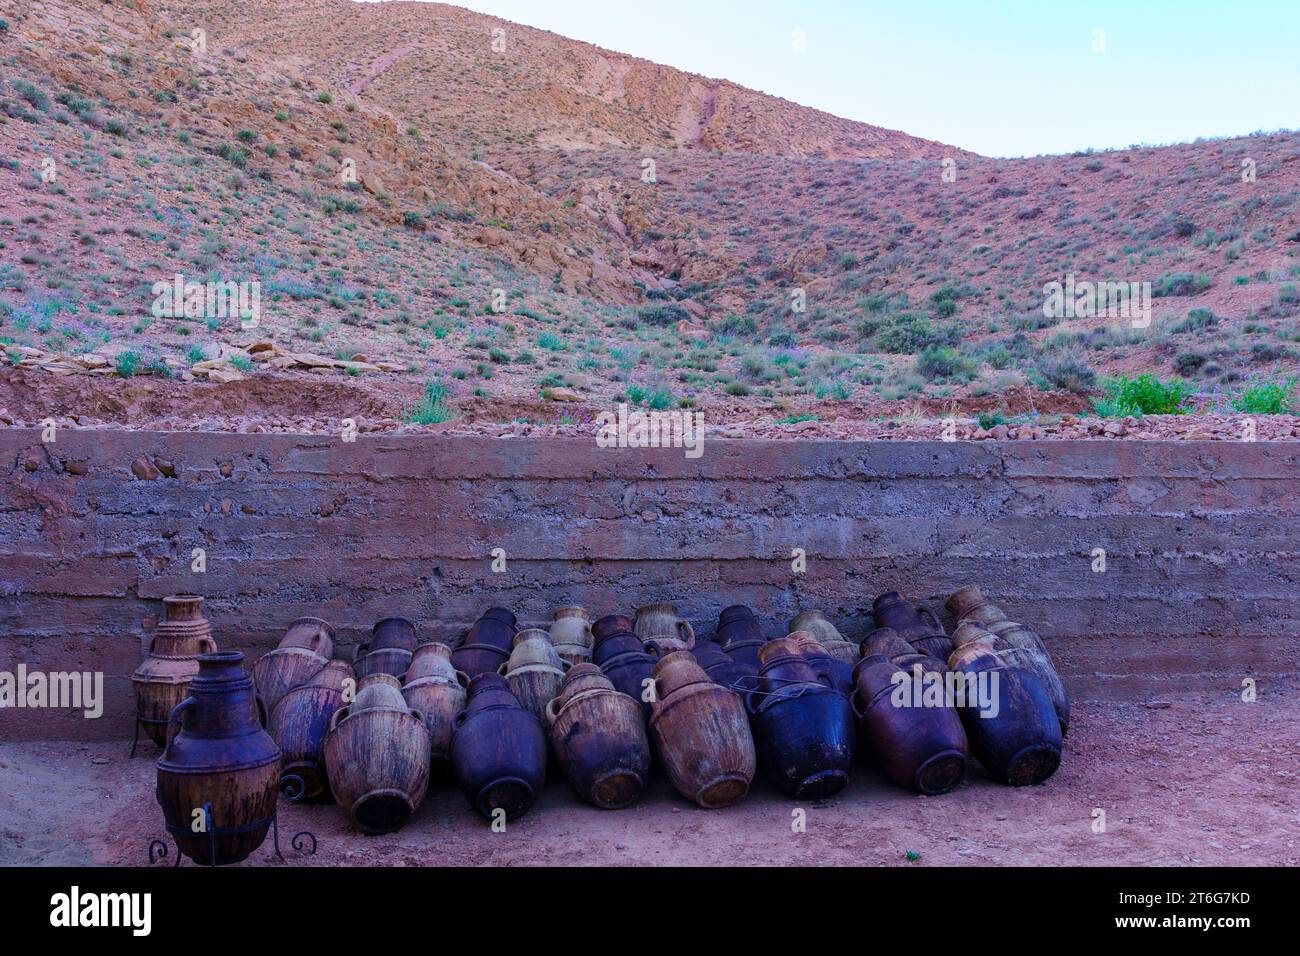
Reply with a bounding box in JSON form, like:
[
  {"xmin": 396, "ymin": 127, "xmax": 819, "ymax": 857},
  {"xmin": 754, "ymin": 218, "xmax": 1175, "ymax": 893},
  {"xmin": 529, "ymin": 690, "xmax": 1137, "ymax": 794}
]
[
  {"xmin": 450, "ymin": 672, "xmax": 547, "ymax": 821},
  {"xmin": 354, "ymin": 617, "xmax": 417, "ymax": 680},
  {"xmin": 635, "ymin": 602, "xmax": 695, "ymax": 654},
  {"xmin": 253, "ymin": 617, "xmax": 335, "ymax": 716},
  {"xmin": 402, "ymin": 643, "xmax": 468, "ymax": 767},
  {"xmin": 850, "ymin": 651, "xmax": 969, "ymax": 796},
  {"xmin": 871, "ymin": 592, "xmax": 953, "ymax": 660},
  {"xmin": 649, "ymin": 652, "xmax": 756, "ymax": 808},
  {"xmin": 545, "ymin": 664, "xmax": 651, "ymax": 809},
  {"xmin": 946, "ymin": 586, "xmax": 1070, "ymax": 734},
  {"xmin": 267, "ymin": 659, "xmax": 354, "ymax": 802},
  {"xmin": 790, "ymin": 610, "xmax": 860, "ymax": 664},
  {"xmin": 748, "ymin": 639, "xmax": 855, "ymax": 799},
  {"xmin": 549, "ymin": 606, "xmax": 594, "ymax": 666},
  {"xmin": 451, "ymin": 607, "xmax": 517, "ymax": 679},
  {"xmin": 155, "ymin": 651, "xmax": 282, "ymax": 864},
  {"xmin": 133, "ymin": 595, "xmax": 218, "ymax": 747},
  {"xmin": 323, "ymin": 673, "xmax": 431, "ymax": 834},
  {"xmin": 947, "ymin": 634, "xmax": 1062, "ymax": 786},
  {"xmin": 500, "ymin": 629, "xmax": 569, "ymax": 724},
  {"xmin": 592, "ymin": 615, "xmax": 659, "ymax": 722}
]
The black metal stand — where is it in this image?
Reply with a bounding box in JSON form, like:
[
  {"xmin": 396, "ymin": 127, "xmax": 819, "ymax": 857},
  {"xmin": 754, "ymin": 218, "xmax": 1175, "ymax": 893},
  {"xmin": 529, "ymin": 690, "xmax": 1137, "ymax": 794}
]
[
  {"xmin": 129, "ymin": 714, "xmax": 169, "ymax": 757},
  {"xmin": 148, "ymin": 792, "xmax": 318, "ymax": 867}
]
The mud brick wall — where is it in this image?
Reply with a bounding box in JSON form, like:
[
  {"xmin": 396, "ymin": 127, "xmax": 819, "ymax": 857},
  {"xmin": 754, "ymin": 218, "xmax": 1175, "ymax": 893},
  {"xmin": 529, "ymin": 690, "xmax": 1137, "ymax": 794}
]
[{"xmin": 2, "ymin": 430, "xmax": 1297, "ymax": 739}]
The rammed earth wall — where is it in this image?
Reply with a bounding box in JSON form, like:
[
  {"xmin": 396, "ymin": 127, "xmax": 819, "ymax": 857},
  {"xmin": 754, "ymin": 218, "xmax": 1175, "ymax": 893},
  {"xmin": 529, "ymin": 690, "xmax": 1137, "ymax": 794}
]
[{"xmin": 1, "ymin": 430, "xmax": 1297, "ymax": 739}]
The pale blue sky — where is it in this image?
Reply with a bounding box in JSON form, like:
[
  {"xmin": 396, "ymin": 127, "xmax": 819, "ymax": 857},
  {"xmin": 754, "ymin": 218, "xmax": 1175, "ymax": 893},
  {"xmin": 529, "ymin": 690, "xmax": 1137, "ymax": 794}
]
[{"xmin": 368, "ymin": 0, "xmax": 1299, "ymax": 157}]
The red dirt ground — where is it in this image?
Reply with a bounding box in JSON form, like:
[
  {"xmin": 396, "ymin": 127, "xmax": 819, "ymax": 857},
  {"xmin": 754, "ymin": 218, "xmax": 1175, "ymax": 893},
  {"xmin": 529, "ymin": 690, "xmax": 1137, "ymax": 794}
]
[{"xmin": 3, "ymin": 687, "xmax": 1295, "ymax": 867}]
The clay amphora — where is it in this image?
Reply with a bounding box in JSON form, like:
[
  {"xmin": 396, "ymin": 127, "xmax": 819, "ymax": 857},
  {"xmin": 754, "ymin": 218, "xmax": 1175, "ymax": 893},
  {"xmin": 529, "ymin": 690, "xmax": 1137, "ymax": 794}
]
[
  {"xmin": 789, "ymin": 610, "xmax": 859, "ymax": 664},
  {"xmin": 549, "ymin": 606, "xmax": 594, "ymax": 666},
  {"xmin": 358, "ymin": 617, "xmax": 418, "ymax": 657},
  {"xmin": 323, "ymin": 674, "xmax": 430, "ymax": 834},
  {"xmin": 871, "ymin": 593, "xmax": 952, "ymax": 659},
  {"xmin": 985, "ymin": 620, "xmax": 1070, "ymax": 735},
  {"xmin": 402, "ymin": 643, "xmax": 468, "ymax": 767},
  {"xmin": 267, "ymin": 660, "xmax": 354, "ymax": 802},
  {"xmin": 691, "ymin": 641, "xmax": 759, "ymax": 700},
  {"xmin": 546, "ymin": 664, "xmax": 651, "ymax": 809},
  {"xmin": 155, "ymin": 651, "xmax": 281, "ymax": 865},
  {"xmin": 850, "ymin": 654, "xmax": 968, "ymax": 795},
  {"xmin": 353, "ymin": 647, "xmax": 413, "ymax": 681},
  {"xmin": 648, "ymin": 652, "xmax": 756, "ymax": 808},
  {"xmin": 945, "ymin": 585, "xmax": 1008, "ymax": 626},
  {"xmin": 790, "ymin": 630, "xmax": 855, "ymax": 698},
  {"xmin": 450, "ymin": 673, "xmax": 547, "ymax": 820},
  {"xmin": 500, "ymin": 629, "xmax": 568, "ymax": 723},
  {"xmin": 132, "ymin": 595, "xmax": 217, "ymax": 747},
  {"xmin": 253, "ymin": 643, "xmax": 329, "ymax": 718},
  {"xmin": 635, "ymin": 603, "xmax": 696, "ymax": 654},
  {"xmin": 452, "ymin": 608, "xmax": 517, "ymax": 677},
  {"xmin": 716, "ymin": 606, "xmax": 766, "ymax": 668},
  {"xmin": 277, "ymin": 617, "xmax": 335, "ymax": 658}
]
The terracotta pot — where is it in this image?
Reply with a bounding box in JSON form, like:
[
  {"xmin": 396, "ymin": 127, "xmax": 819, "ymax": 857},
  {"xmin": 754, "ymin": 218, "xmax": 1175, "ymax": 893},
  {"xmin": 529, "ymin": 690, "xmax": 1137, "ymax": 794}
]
[
  {"xmin": 549, "ymin": 606, "xmax": 594, "ymax": 666},
  {"xmin": 464, "ymin": 607, "xmax": 517, "ymax": 652},
  {"xmin": 871, "ymin": 593, "xmax": 952, "ymax": 660},
  {"xmin": 268, "ymin": 660, "xmax": 354, "ymax": 802},
  {"xmin": 863, "ymin": 627, "xmax": 949, "ymax": 677},
  {"xmin": 850, "ymin": 655, "xmax": 968, "ymax": 795},
  {"xmin": 691, "ymin": 642, "xmax": 759, "ymax": 700},
  {"xmin": 985, "ymin": 620, "xmax": 1071, "ymax": 735},
  {"xmin": 253, "ymin": 645, "xmax": 329, "ymax": 718},
  {"xmin": 353, "ymin": 647, "xmax": 413, "ymax": 681},
  {"xmin": 591, "ymin": 614, "xmax": 636, "ymax": 643},
  {"xmin": 750, "ymin": 644, "xmax": 855, "ymax": 799},
  {"xmin": 945, "ymin": 585, "xmax": 1008, "ymax": 625},
  {"xmin": 790, "ymin": 610, "xmax": 859, "ymax": 664},
  {"xmin": 649, "ymin": 652, "xmax": 755, "ymax": 808},
  {"xmin": 501, "ymin": 629, "xmax": 568, "ymax": 723},
  {"xmin": 132, "ymin": 595, "xmax": 216, "ymax": 747},
  {"xmin": 599, "ymin": 650, "xmax": 660, "ymax": 721},
  {"xmin": 450, "ymin": 642, "xmax": 509, "ymax": 680},
  {"xmin": 450, "ymin": 673, "xmax": 547, "ymax": 820},
  {"xmin": 323, "ymin": 673, "xmax": 430, "ymax": 834},
  {"xmin": 592, "ymin": 629, "xmax": 649, "ymax": 664},
  {"xmin": 635, "ymin": 602, "xmax": 696, "ymax": 654},
  {"xmin": 403, "ymin": 659, "xmax": 468, "ymax": 768},
  {"xmin": 405, "ymin": 642, "xmax": 460, "ymax": 683},
  {"xmin": 947, "ymin": 639, "xmax": 1062, "ymax": 786},
  {"xmin": 277, "ymin": 617, "xmax": 335, "ymax": 657},
  {"xmin": 716, "ymin": 606, "xmax": 766, "ymax": 668},
  {"xmin": 155, "ymin": 652, "xmax": 281, "ymax": 864},
  {"xmin": 358, "ymin": 617, "xmax": 418, "ymax": 657},
  {"xmin": 546, "ymin": 664, "xmax": 651, "ymax": 809},
  {"xmin": 790, "ymin": 631, "xmax": 855, "ymax": 699}
]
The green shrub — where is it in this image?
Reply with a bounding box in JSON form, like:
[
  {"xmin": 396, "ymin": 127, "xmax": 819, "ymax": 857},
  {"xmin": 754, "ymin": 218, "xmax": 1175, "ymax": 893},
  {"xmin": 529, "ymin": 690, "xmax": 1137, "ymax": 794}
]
[
  {"xmin": 115, "ymin": 351, "xmax": 140, "ymax": 378},
  {"xmin": 1093, "ymin": 374, "xmax": 1192, "ymax": 416},
  {"xmin": 403, "ymin": 379, "xmax": 454, "ymax": 424},
  {"xmin": 872, "ymin": 313, "xmax": 959, "ymax": 354},
  {"xmin": 916, "ymin": 346, "xmax": 972, "ymax": 381},
  {"xmin": 316, "ymin": 91, "xmax": 333, "ymax": 104},
  {"xmin": 1039, "ymin": 357, "xmax": 1097, "ymax": 394},
  {"xmin": 1152, "ymin": 273, "xmax": 1211, "ymax": 297},
  {"xmin": 1231, "ymin": 378, "xmax": 1298, "ymax": 414},
  {"xmin": 636, "ymin": 302, "xmax": 690, "ymax": 327}
]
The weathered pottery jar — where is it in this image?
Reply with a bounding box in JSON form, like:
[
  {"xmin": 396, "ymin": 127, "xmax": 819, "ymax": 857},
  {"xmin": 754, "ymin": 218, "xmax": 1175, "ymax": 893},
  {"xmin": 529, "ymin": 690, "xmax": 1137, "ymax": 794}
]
[
  {"xmin": 648, "ymin": 651, "xmax": 756, "ymax": 808},
  {"xmin": 691, "ymin": 640, "xmax": 759, "ymax": 701},
  {"xmin": 500, "ymin": 629, "xmax": 568, "ymax": 723},
  {"xmin": 451, "ymin": 607, "xmax": 517, "ymax": 678},
  {"xmin": 864, "ymin": 627, "xmax": 949, "ymax": 676},
  {"xmin": 155, "ymin": 651, "xmax": 281, "ymax": 865},
  {"xmin": 402, "ymin": 643, "xmax": 468, "ymax": 766},
  {"xmin": 850, "ymin": 653, "xmax": 969, "ymax": 795},
  {"xmin": 871, "ymin": 592, "xmax": 953, "ymax": 660},
  {"xmin": 323, "ymin": 674, "xmax": 431, "ymax": 834},
  {"xmin": 789, "ymin": 630, "xmax": 855, "ymax": 698},
  {"xmin": 789, "ymin": 610, "xmax": 858, "ymax": 664},
  {"xmin": 716, "ymin": 605, "xmax": 766, "ymax": 669},
  {"xmin": 635, "ymin": 603, "xmax": 696, "ymax": 654},
  {"xmin": 267, "ymin": 660, "xmax": 354, "ymax": 801},
  {"xmin": 253, "ymin": 619, "xmax": 332, "ymax": 717},
  {"xmin": 277, "ymin": 617, "xmax": 335, "ymax": 657},
  {"xmin": 133, "ymin": 595, "xmax": 217, "ymax": 748},
  {"xmin": 450, "ymin": 673, "xmax": 548, "ymax": 820},
  {"xmin": 749, "ymin": 639, "xmax": 855, "ymax": 798},
  {"xmin": 549, "ymin": 606, "xmax": 594, "ymax": 666},
  {"xmin": 353, "ymin": 617, "xmax": 418, "ymax": 680},
  {"xmin": 947, "ymin": 638, "xmax": 1062, "ymax": 786},
  {"xmin": 545, "ymin": 664, "xmax": 651, "ymax": 809},
  {"xmin": 593, "ymin": 619, "xmax": 659, "ymax": 722}
]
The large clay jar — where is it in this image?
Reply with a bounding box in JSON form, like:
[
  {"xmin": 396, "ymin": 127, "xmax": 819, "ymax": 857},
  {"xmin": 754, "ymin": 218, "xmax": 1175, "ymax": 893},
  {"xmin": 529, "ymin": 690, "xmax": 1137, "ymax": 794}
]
[
  {"xmin": 549, "ymin": 606, "xmax": 594, "ymax": 666},
  {"xmin": 360, "ymin": 617, "xmax": 418, "ymax": 655},
  {"xmin": 155, "ymin": 651, "xmax": 281, "ymax": 865},
  {"xmin": 691, "ymin": 641, "xmax": 759, "ymax": 701},
  {"xmin": 947, "ymin": 639, "xmax": 1062, "ymax": 786},
  {"xmin": 716, "ymin": 605, "xmax": 766, "ymax": 669},
  {"xmin": 402, "ymin": 643, "xmax": 468, "ymax": 767},
  {"xmin": 851, "ymin": 654, "xmax": 968, "ymax": 795},
  {"xmin": 450, "ymin": 673, "xmax": 548, "ymax": 821},
  {"xmin": 253, "ymin": 620, "xmax": 331, "ymax": 717},
  {"xmin": 592, "ymin": 614, "xmax": 636, "ymax": 643},
  {"xmin": 789, "ymin": 630, "xmax": 855, "ymax": 699},
  {"xmin": 451, "ymin": 607, "xmax": 517, "ymax": 678},
  {"xmin": 863, "ymin": 627, "xmax": 949, "ymax": 677},
  {"xmin": 871, "ymin": 593, "xmax": 953, "ymax": 660},
  {"xmin": 635, "ymin": 603, "xmax": 696, "ymax": 654},
  {"xmin": 133, "ymin": 595, "xmax": 216, "ymax": 747},
  {"xmin": 749, "ymin": 640, "xmax": 855, "ymax": 798},
  {"xmin": 945, "ymin": 585, "xmax": 1008, "ymax": 626},
  {"xmin": 648, "ymin": 651, "xmax": 755, "ymax": 808},
  {"xmin": 277, "ymin": 617, "xmax": 335, "ymax": 657},
  {"xmin": 323, "ymin": 674, "xmax": 430, "ymax": 834},
  {"xmin": 593, "ymin": 619, "xmax": 659, "ymax": 721},
  {"xmin": 789, "ymin": 610, "xmax": 859, "ymax": 664},
  {"xmin": 546, "ymin": 664, "xmax": 651, "ymax": 809},
  {"xmin": 500, "ymin": 629, "xmax": 568, "ymax": 723},
  {"xmin": 268, "ymin": 660, "xmax": 354, "ymax": 802}
]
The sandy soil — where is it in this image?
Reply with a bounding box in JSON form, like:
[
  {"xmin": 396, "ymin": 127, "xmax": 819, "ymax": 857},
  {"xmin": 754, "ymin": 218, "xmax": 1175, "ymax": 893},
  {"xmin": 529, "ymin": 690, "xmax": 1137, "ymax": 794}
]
[{"xmin": 3, "ymin": 688, "xmax": 1295, "ymax": 867}]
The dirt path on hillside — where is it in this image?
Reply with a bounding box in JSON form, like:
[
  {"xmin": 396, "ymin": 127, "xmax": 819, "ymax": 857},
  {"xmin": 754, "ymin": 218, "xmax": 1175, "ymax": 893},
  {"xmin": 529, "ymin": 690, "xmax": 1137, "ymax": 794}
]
[
  {"xmin": 348, "ymin": 45, "xmax": 416, "ymax": 96},
  {"xmin": 3, "ymin": 690, "xmax": 1296, "ymax": 866}
]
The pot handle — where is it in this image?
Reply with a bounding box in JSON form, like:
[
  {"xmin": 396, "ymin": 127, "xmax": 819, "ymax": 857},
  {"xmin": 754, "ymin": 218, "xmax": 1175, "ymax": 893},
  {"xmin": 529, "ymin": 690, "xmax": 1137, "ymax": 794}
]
[
  {"xmin": 199, "ymin": 636, "xmax": 217, "ymax": 655},
  {"xmin": 407, "ymin": 708, "xmax": 425, "ymax": 725},
  {"xmin": 455, "ymin": 670, "xmax": 471, "ymax": 689},
  {"xmin": 849, "ymin": 691, "xmax": 866, "ymax": 721},
  {"xmin": 452, "ymin": 709, "xmax": 469, "ymax": 731},
  {"xmin": 355, "ymin": 640, "xmax": 370, "ymax": 661},
  {"xmin": 255, "ymin": 694, "xmax": 269, "ymax": 727},
  {"xmin": 497, "ymin": 662, "xmax": 509, "ymax": 676},
  {"xmin": 543, "ymin": 697, "xmax": 560, "ymax": 730},
  {"xmin": 678, "ymin": 620, "xmax": 696, "ymax": 648},
  {"xmin": 163, "ymin": 697, "xmax": 195, "ymax": 754},
  {"xmin": 329, "ymin": 706, "xmax": 350, "ymax": 733}
]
